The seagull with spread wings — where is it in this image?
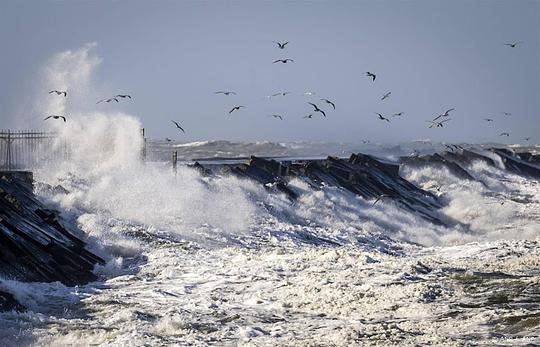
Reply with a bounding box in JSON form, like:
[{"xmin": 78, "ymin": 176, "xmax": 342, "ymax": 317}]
[
  {"xmin": 426, "ymin": 118, "xmax": 451, "ymax": 128},
  {"xmin": 229, "ymin": 105, "xmax": 245, "ymax": 114},
  {"xmin": 97, "ymin": 97, "xmax": 119, "ymax": 104},
  {"xmin": 504, "ymin": 41, "xmax": 523, "ymax": 48},
  {"xmin": 308, "ymin": 102, "xmax": 326, "ymax": 117},
  {"xmin": 273, "ymin": 41, "xmax": 289, "ymax": 49},
  {"xmin": 171, "ymin": 120, "xmax": 185, "ymax": 133},
  {"xmin": 49, "ymin": 90, "xmax": 67, "ymax": 97},
  {"xmin": 44, "ymin": 115, "xmax": 66, "ymax": 122},
  {"xmin": 320, "ymin": 98, "xmax": 336, "ymax": 110},
  {"xmin": 376, "ymin": 113, "xmax": 390, "ymax": 122},
  {"xmin": 273, "ymin": 59, "xmax": 294, "ymax": 64}
]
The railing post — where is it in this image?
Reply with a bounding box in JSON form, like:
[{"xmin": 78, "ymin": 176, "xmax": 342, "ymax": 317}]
[
  {"xmin": 140, "ymin": 128, "xmax": 147, "ymax": 163},
  {"xmin": 6, "ymin": 130, "xmax": 12, "ymax": 171},
  {"xmin": 172, "ymin": 151, "xmax": 178, "ymax": 174}
]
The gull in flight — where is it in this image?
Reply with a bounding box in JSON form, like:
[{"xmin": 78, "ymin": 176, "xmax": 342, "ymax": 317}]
[
  {"xmin": 273, "ymin": 59, "xmax": 294, "ymax": 64},
  {"xmin": 523, "ymin": 137, "xmax": 532, "ymax": 141},
  {"xmin": 366, "ymin": 72, "xmax": 376, "ymax": 81},
  {"xmin": 49, "ymin": 90, "xmax": 67, "ymax": 97},
  {"xmin": 273, "ymin": 41, "xmax": 289, "ymax": 49},
  {"xmin": 97, "ymin": 97, "xmax": 119, "ymax": 104},
  {"xmin": 426, "ymin": 118, "xmax": 451, "ymax": 128},
  {"xmin": 304, "ymin": 91, "xmax": 317, "ymax": 96},
  {"xmin": 44, "ymin": 115, "xmax": 66, "ymax": 122},
  {"xmin": 376, "ymin": 113, "xmax": 390, "ymax": 122},
  {"xmin": 433, "ymin": 108, "xmax": 455, "ymax": 121},
  {"xmin": 229, "ymin": 105, "xmax": 245, "ymax": 114},
  {"xmin": 504, "ymin": 41, "xmax": 523, "ymax": 48},
  {"xmin": 165, "ymin": 137, "xmax": 172, "ymax": 142},
  {"xmin": 215, "ymin": 91, "xmax": 236, "ymax": 96},
  {"xmin": 381, "ymin": 92, "xmax": 391, "ymax": 100},
  {"xmin": 502, "ymin": 112, "xmax": 512, "ymax": 116},
  {"xmin": 171, "ymin": 120, "xmax": 185, "ymax": 133},
  {"xmin": 303, "ymin": 114, "xmax": 314, "ymax": 119},
  {"xmin": 320, "ymin": 98, "xmax": 336, "ymax": 110},
  {"xmin": 269, "ymin": 114, "xmax": 283, "ymax": 120},
  {"xmin": 272, "ymin": 92, "xmax": 291, "ymax": 97},
  {"xmin": 308, "ymin": 102, "xmax": 326, "ymax": 117},
  {"xmin": 483, "ymin": 118, "xmax": 494, "ymax": 122},
  {"xmin": 500, "ymin": 132, "xmax": 510, "ymax": 137},
  {"xmin": 392, "ymin": 112, "xmax": 404, "ymax": 117},
  {"xmin": 114, "ymin": 94, "xmax": 131, "ymax": 99}
]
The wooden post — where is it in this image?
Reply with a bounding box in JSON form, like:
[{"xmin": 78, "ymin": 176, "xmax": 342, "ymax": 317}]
[{"xmin": 172, "ymin": 151, "xmax": 178, "ymax": 174}]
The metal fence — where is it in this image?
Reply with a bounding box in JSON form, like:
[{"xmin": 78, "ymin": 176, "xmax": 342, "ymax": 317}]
[{"xmin": 0, "ymin": 130, "xmax": 68, "ymax": 171}]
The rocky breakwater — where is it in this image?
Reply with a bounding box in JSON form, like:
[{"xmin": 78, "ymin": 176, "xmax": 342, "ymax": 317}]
[{"xmin": 0, "ymin": 171, "xmax": 104, "ymax": 311}]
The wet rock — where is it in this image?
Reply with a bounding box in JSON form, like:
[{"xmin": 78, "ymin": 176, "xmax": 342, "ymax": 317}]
[
  {"xmin": 0, "ymin": 290, "xmax": 24, "ymax": 312},
  {"xmin": 0, "ymin": 171, "xmax": 104, "ymax": 286}
]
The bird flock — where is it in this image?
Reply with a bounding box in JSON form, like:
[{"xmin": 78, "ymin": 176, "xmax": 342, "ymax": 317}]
[{"xmin": 43, "ymin": 40, "xmax": 533, "ymax": 143}]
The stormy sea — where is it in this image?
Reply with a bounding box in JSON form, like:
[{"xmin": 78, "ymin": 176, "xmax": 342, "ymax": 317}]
[{"xmin": 1, "ymin": 113, "xmax": 539, "ymax": 346}]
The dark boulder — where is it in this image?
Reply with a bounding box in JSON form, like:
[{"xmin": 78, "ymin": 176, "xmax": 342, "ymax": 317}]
[
  {"xmin": 0, "ymin": 171, "xmax": 104, "ymax": 286},
  {"xmin": 0, "ymin": 290, "xmax": 25, "ymax": 312}
]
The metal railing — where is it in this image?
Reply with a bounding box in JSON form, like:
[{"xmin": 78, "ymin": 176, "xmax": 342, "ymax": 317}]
[{"xmin": 0, "ymin": 130, "xmax": 67, "ymax": 171}]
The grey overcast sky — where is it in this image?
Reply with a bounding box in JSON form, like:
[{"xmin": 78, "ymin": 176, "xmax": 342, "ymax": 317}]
[{"xmin": 0, "ymin": 0, "xmax": 538, "ymax": 143}]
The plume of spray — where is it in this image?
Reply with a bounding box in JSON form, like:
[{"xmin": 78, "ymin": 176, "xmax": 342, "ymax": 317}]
[{"xmin": 32, "ymin": 44, "xmax": 256, "ymax": 244}]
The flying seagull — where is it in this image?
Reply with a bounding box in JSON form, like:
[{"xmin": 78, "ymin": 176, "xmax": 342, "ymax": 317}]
[
  {"xmin": 171, "ymin": 120, "xmax": 185, "ymax": 133},
  {"xmin": 504, "ymin": 41, "xmax": 523, "ymax": 48},
  {"xmin": 308, "ymin": 102, "xmax": 326, "ymax": 117},
  {"xmin": 44, "ymin": 115, "xmax": 66, "ymax": 122},
  {"xmin": 320, "ymin": 98, "xmax": 336, "ymax": 110},
  {"xmin": 426, "ymin": 118, "xmax": 451, "ymax": 128},
  {"xmin": 229, "ymin": 105, "xmax": 245, "ymax": 114},
  {"xmin": 500, "ymin": 132, "xmax": 510, "ymax": 137},
  {"xmin": 381, "ymin": 92, "xmax": 391, "ymax": 100},
  {"xmin": 304, "ymin": 91, "xmax": 317, "ymax": 96},
  {"xmin": 523, "ymin": 137, "xmax": 532, "ymax": 141},
  {"xmin": 272, "ymin": 92, "xmax": 291, "ymax": 97},
  {"xmin": 366, "ymin": 72, "xmax": 376, "ymax": 81},
  {"xmin": 376, "ymin": 113, "xmax": 390, "ymax": 122},
  {"xmin": 269, "ymin": 114, "xmax": 283, "ymax": 120},
  {"xmin": 372, "ymin": 194, "xmax": 391, "ymax": 206},
  {"xmin": 433, "ymin": 108, "xmax": 455, "ymax": 121},
  {"xmin": 114, "ymin": 94, "xmax": 131, "ymax": 99},
  {"xmin": 49, "ymin": 90, "xmax": 67, "ymax": 97},
  {"xmin": 273, "ymin": 59, "xmax": 294, "ymax": 64},
  {"xmin": 502, "ymin": 112, "xmax": 512, "ymax": 116},
  {"xmin": 215, "ymin": 91, "xmax": 237, "ymax": 96},
  {"xmin": 165, "ymin": 137, "xmax": 172, "ymax": 142},
  {"xmin": 273, "ymin": 41, "xmax": 289, "ymax": 49},
  {"xmin": 362, "ymin": 140, "xmax": 371, "ymax": 144},
  {"xmin": 97, "ymin": 98, "xmax": 119, "ymax": 104},
  {"xmin": 392, "ymin": 112, "xmax": 404, "ymax": 117},
  {"xmin": 483, "ymin": 118, "xmax": 494, "ymax": 122},
  {"xmin": 303, "ymin": 114, "xmax": 314, "ymax": 119}
]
